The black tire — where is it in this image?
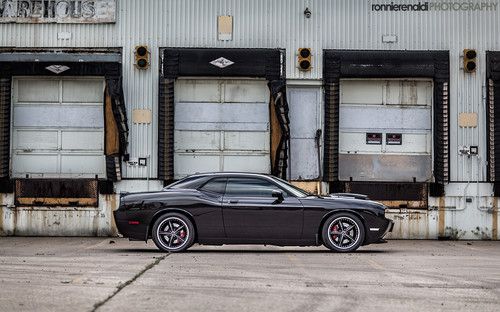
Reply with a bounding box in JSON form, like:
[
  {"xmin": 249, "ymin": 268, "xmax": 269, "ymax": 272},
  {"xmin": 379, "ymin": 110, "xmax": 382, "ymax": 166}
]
[
  {"xmin": 152, "ymin": 212, "xmax": 195, "ymax": 252},
  {"xmin": 321, "ymin": 213, "xmax": 365, "ymax": 252}
]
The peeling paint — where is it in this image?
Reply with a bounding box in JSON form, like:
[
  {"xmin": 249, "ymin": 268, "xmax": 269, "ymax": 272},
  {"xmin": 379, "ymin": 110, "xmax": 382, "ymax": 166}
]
[
  {"xmin": 385, "ymin": 209, "xmax": 437, "ymax": 239},
  {"xmin": 1, "ymin": 194, "xmax": 118, "ymax": 236},
  {"xmin": 106, "ymin": 194, "xmax": 119, "ymax": 236}
]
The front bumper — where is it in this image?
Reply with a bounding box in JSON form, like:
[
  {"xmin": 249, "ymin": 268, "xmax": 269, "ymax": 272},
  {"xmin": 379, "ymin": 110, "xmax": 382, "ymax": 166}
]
[
  {"xmin": 363, "ymin": 216, "xmax": 394, "ymax": 245},
  {"xmin": 383, "ymin": 219, "xmax": 394, "ymax": 236}
]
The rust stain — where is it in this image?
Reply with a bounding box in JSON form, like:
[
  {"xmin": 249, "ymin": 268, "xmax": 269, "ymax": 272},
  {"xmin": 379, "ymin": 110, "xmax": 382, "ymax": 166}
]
[
  {"xmin": 13, "ymin": 204, "xmax": 17, "ymax": 236},
  {"xmin": 290, "ymin": 181, "xmax": 318, "ymax": 194},
  {"xmin": 493, "ymin": 198, "xmax": 498, "ymax": 240},
  {"xmin": 105, "ymin": 88, "xmax": 120, "ymax": 155},
  {"xmin": 420, "ymin": 186, "xmax": 428, "ymax": 201},
  {"xmin": 269, "ymin": 97, "xmax": 281, "ymax": 172},
  {"xmin": 16, "ymin": 197, "xmax": 97, "ymax": 206},
  {"xmin": 438, "ymin": 196, "xmax": 445, "ymax": 237},
  {"xmin": 379, "ymin": 200, "xmax": 427, "ymax": 209},
  {"xmin": 109, "ymin": 194, "xmax": 118, "ymax": 236}
]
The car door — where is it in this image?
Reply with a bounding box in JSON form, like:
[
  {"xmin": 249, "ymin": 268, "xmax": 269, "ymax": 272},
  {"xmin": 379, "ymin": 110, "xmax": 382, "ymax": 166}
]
[
  {"xmin": 222, "ymin": 177, "xmax": 303, "ymax": 240},
  {"xmin": 195, "ymin": 177, "xmax": 228, "ymax": 240}
]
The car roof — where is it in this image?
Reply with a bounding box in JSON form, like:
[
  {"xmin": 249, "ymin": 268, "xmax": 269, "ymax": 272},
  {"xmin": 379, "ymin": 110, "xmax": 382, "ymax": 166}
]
[
  {"xmin": 165, "ymin": 172, "xmax": 279, "ymax": 190},
  {"xmin": 184, "ymin": 172, "xmax": 274, "ymax": 179}
]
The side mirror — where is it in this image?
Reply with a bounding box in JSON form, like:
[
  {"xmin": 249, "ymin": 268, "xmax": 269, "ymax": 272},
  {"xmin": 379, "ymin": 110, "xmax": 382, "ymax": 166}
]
[{"xmin": 272, "ymin": 190, "xmax": 284, "ymax": 203}]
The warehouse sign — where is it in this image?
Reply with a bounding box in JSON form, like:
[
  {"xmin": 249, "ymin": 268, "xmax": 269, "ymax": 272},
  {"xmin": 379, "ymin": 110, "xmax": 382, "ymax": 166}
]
[
  {"xmin": 0, "ymin": 0, "xmax": 116, "ymax": 23},
  {"xmin": 372, "ymin": 1, "xmax": 498, "ymax": 11}
]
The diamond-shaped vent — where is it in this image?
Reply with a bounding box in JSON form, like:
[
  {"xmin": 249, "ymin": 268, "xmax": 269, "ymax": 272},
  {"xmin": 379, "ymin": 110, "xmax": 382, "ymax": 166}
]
[
  {"xmin": 209, "ymin": 57, "xmax": 234, "ymax": 69},
  {"xmin": 45, "ymin": 65, "xmax": 70, "ymax": 74}
]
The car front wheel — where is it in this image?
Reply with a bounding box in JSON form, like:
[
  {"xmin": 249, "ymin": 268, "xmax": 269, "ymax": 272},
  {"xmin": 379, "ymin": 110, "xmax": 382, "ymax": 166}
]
[
  {"xmin": 152, "ymin": 213, "xmax": 195, "ymax": 252},
  {"xmin": 322, "ymin": 213, "xmax": 365, "ymax": 252}
]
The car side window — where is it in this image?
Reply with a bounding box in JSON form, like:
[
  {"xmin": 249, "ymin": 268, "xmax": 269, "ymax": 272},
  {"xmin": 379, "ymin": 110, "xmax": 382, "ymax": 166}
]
[
  {"xmin": 225, "ymin": 177, "xmax": 286, "ymax": 197},
  {"xmin": 199, "ymin": 178, "xmax": 227, "ymax": 195}
]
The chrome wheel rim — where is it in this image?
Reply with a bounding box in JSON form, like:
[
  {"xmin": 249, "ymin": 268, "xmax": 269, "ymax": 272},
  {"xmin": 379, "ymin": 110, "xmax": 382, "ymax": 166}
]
[
  {"xmin": 327, "ymin": 216, "xmax": 361, "ymax": 250},
  {"xmin": 156, "ymin": 217, "xmax": 189, "ymax": 251}
]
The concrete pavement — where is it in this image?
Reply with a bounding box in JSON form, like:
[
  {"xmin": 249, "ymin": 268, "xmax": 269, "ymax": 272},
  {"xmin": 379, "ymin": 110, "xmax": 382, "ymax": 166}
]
[{"xmin": 0, "ymin": 238, "xmax": 499, "ymax": 312}]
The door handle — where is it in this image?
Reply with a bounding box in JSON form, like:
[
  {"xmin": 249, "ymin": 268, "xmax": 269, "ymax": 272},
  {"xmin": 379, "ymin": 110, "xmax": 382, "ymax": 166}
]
[{"xmin": 228, "ymin": 199, "xmax": 239, "ymax": 204}]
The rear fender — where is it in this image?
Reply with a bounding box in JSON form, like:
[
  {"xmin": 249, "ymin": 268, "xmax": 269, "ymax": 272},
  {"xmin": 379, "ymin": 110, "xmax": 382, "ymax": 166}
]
[{"xmin": 147, "ymin": 208, "xmax": 198, "ymax": 242}]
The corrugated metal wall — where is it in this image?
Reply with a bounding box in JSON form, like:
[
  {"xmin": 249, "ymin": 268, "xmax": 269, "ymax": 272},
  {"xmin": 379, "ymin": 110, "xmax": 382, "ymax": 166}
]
[{"xmin": 1, "ymin": 0, "xmax": 499, "ymax": 181}]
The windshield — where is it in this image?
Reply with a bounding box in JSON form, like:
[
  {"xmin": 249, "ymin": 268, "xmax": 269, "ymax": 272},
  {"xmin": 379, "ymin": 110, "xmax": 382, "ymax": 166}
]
[{"xmin": 272, "ymin": 177, "xmax": 313, "ymax": 198}]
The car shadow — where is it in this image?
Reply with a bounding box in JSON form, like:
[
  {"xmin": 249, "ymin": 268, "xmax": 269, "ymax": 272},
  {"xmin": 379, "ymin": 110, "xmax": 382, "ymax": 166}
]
[
  {"xmin": 108, "ymin": 247, "xmax": 393, "ymax": 254},
  {"xmin": 184, "ymin": 249, "xmax": 393, "ymax": 254}
]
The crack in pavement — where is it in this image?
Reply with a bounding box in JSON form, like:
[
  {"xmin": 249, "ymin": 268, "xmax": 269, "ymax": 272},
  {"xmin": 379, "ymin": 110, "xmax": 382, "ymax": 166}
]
[{"xmin": 91, "ymin": 254, "xmax": 170, "ymax": 312}]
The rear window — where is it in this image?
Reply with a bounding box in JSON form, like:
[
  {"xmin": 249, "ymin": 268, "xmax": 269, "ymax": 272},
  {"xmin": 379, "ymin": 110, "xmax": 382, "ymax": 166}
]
[
  {"xmin": 199, "ymin": 178, "xmax": 227, "ymax": 194},
  {"xmin": 165, "ymin": 176, "xmax": 209, "ymax": 190}
]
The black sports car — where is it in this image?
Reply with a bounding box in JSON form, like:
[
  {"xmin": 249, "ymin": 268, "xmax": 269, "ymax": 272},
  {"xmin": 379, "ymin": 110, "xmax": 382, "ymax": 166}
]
[{"xmin": 114, "ymin": 172, "xmax": 394, "ymax": 252}]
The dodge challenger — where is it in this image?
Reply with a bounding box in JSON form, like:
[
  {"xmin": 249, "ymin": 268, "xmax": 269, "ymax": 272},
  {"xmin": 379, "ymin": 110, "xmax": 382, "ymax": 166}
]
[{"xmin": 114, "ymin": 172, "xmax": 394, "ymax": 252}]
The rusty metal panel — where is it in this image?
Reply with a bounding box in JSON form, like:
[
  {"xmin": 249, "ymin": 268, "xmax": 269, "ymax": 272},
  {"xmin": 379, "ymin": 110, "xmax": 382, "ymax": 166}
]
[
  {"xmin": 385, "ymin": 209, "xmax": 438, "ymax": 239},
  {"xmin": 342, "ymin": 182, "xmax": 428, "ymax": 209},
  {"xmin": 1, "ymin": 193, "xmax": 119, "ymax": 236},
  {"xmin": 15, "ymin": 179, "xmax": 98, "ymax": 207},
  {"xmin": 339, "ymin": 154, "xmax": 432, "ymax": 182},
  {"xmin": 0, "ymin": 0, "xmax": 116, "ymax": 24}
]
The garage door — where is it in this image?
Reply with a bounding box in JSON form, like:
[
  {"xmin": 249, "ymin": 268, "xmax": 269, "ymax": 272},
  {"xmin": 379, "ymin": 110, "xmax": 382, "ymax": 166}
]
[
  {"xmin": 11, "ymin": 77, "xmax": 106, "ymax": 178},
  {"xmin": 174, "ymin": 79, "xmax": 270, "ymax": 179},
  {"xmin": 339, "ymin": 79, "xmax": 433, "ymax": 182}
]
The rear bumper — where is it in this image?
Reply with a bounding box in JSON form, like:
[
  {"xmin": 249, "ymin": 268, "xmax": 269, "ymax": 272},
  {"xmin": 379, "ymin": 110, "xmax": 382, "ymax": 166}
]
[{"xmin": 113, "ymin": 210, "xmax": 149, "ymax": 241}]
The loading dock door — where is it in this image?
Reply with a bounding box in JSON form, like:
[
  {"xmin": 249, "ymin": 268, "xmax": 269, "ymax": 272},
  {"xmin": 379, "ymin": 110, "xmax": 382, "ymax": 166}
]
[
  {"xmin": 339, "ymin": 79, "xmax": 433, "ymax": 182},
  {"xmin": 174, "ymin": 79, "xmax": 270, "ymax": 179},
  {"xmin": 11, "ymin": 77, "xmax": 106, "ymax": 178}
]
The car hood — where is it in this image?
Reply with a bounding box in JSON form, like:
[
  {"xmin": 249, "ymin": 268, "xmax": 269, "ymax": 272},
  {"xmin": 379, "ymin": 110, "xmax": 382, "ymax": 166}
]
[{"xmin": 299, "ymin": 194, "xmax": 386, "ymax": 212}]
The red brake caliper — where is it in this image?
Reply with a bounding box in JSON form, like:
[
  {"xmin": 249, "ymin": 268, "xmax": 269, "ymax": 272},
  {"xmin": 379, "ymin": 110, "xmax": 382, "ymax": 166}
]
[
  {"xmin": 331, "ymin": 224, "xmax": 339, "ymax": 240},
  {"xmin": 179, "ymin": 230, "xmax": 186, "ymax": 239}
]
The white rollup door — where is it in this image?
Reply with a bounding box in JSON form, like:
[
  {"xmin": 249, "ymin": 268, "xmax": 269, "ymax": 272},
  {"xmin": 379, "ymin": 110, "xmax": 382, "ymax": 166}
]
[
  {"xmin": 12, "ymin": 77, "xmax": 106, "ymax": 179},
  {"xmin": 174, "ymin": 79, "xmax": 270, "ymax": 179},
  {"xmin": 339, "ymin": 79, "xmax": 433, "ymax": 182}
]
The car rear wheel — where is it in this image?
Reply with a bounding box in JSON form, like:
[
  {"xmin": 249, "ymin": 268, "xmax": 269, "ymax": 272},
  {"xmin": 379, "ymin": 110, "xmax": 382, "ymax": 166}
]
[
  {"xmin": 152, "ymin": 213, "xmax": 195, "ymax": 252},
  {"xmin": 322, "ymin": 213, "xmax": 365, "ymax": 252}
]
